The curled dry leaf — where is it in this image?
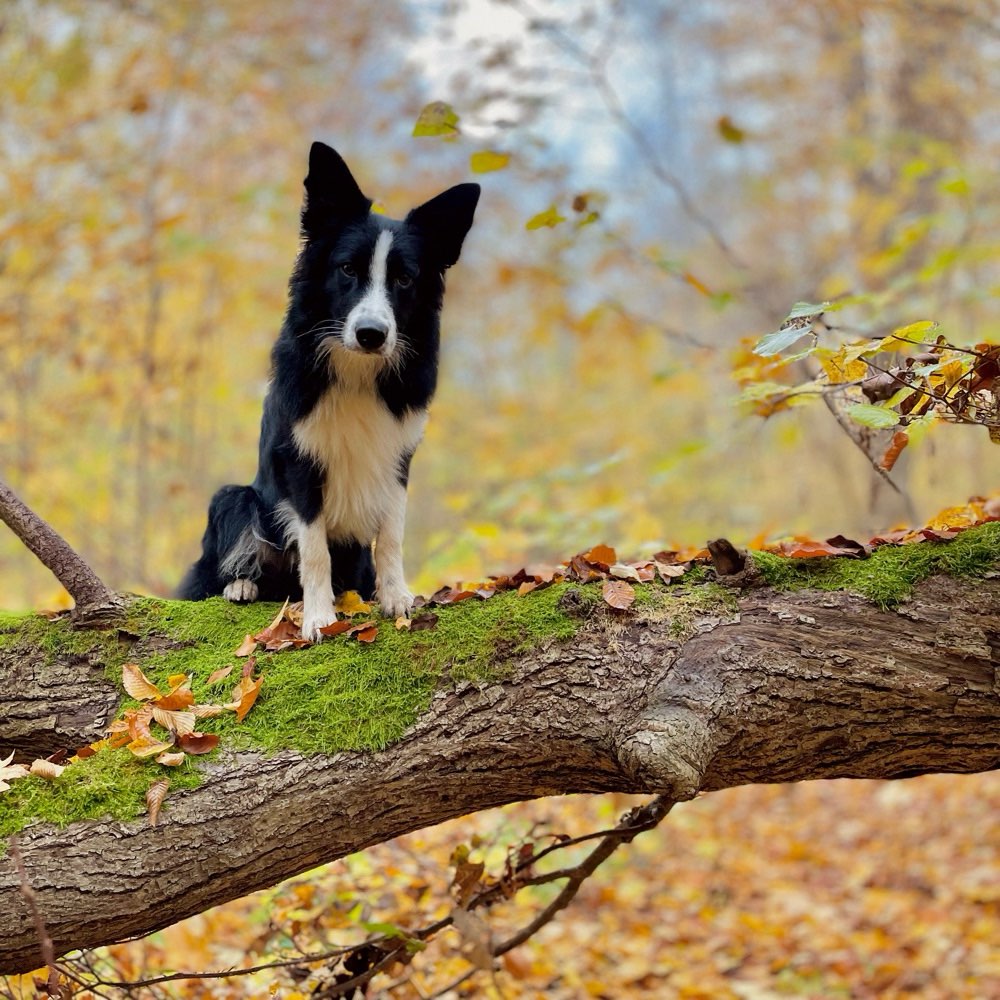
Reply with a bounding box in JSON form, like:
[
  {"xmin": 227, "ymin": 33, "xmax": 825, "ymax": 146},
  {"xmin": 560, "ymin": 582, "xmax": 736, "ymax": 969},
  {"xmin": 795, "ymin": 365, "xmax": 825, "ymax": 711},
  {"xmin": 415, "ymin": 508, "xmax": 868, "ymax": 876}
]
[
  {"xmin": 602, "ymin": 578, "xmax": 636, "ymax": 611},
  {"xmin": 206, "ymin": 663, "xmax": 236, "ymax": 686},
  {"xmin": 318, "ymin": 620, "xmax": 355, "ymax": 637},
  {"xmin": 152, "ymin": 707, "xmax": 196, "ymax": 736},
  {"xmin": 229, "ymin": 674, "xmax": 263, "ymax": 722},
  {"xmin": 350, "ymin": 622, "xmax": 378, "ymax": 643},
  {"xmin": 0, "ymin": 752, "xmax": 30, "ymax": 793},
  {"xmin": 410, "ymin": 611, "xmax": 439, "ymax": 632},
  {"xmin": 176, "ymin": 731, "xmax": 220, "ymax": 755},
  {"xmin": 880, "ymin": 430, "xmax": 910, "ymax": 472},
  {"xmin": 122, "ymin": 662, "xmax": 162, "ymax": 701},
  {"xmin": 610, "ymin": 562, "xmax": 642, "ymax": 582},
  {"xmin": 155, "ymin": 751, "xmax": 186, "ymax": 767},
  {"xmin": 192, "ymin": 703, "xmax": 226, "ymax": 718},
  {"xmin": 395, "ymin": 615, "xmax": 412, "ymax": 631},
  {"xmin": 146, "ymin": 779, "xmax": 169, "ymax": 827},
  {"xmin": 234, "ymin": 634, "xmax": 259, "ymax": 657},
  {"xmin": 127, "ymin": 735, "xmax": 175, "ymax": 759},
  {"xmin": 582, "ymin": 543, "xmax": 617, "ymax": 568},
  {"xmin": 154, "ymin": 681, "xmax": 195, "ymax": 711}
]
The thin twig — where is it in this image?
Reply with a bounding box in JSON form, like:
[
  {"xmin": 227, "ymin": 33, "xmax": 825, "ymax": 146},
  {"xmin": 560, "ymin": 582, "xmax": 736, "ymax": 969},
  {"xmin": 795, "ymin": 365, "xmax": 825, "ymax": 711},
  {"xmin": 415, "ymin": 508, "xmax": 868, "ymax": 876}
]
[{"xmin": 9, "ymin": 838, "xmax": 60, "ymax": 997}]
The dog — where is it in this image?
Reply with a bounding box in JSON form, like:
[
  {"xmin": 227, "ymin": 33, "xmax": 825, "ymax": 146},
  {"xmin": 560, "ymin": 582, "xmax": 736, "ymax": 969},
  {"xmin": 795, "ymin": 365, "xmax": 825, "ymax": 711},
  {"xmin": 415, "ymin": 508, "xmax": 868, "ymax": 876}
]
[{"xmin": 178, "ymin": 142, "xmax": 480, "ymax": 640}]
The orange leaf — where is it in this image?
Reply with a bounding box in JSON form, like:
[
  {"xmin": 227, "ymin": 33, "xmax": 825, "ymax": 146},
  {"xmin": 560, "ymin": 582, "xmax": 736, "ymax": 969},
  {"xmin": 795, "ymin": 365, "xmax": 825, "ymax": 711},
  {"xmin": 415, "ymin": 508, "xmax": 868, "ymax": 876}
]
[
  {"xmin": 175, "ymin": 731, "xmax": 220, "ymax": 755},
  {"xmin": 602, "ymin": 579, "xmax": 635, "ymax": 610},
  {"xmin": 318, "ymin": 620, "xmax": 355, "ymax": 637},
  {"xmin": 122, "ymin": 662, "xmax": 161, "ymax": 701},
  {"xmin": 229, "ymin": 675, "xmax": 263, "ymax": 722},
  {"xmin": 127, "ymin": 735, "xmax": 175, "ymax": 759},
  {"xmin": 880, "ymin": 430, "xmax": 909, "ymax": 471},
  {"xmin": 583, "ymin": 543, "xmax": 617, "ymax": 567},
  {"xmin": 350, "ymin": 622, "xmax": 378, "ymax": 643}
]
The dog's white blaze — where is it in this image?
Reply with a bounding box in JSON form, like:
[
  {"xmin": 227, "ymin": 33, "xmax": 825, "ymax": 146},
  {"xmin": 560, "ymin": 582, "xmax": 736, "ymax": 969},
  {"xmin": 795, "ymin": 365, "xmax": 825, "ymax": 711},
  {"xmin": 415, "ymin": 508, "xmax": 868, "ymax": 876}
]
[
  {"xmin": 343, "ymin": 229, "xmax": 397, "ymax": 354},
  {"xmin": 292, "ymin": 388, "xmax": 427, "ymax": 545}
]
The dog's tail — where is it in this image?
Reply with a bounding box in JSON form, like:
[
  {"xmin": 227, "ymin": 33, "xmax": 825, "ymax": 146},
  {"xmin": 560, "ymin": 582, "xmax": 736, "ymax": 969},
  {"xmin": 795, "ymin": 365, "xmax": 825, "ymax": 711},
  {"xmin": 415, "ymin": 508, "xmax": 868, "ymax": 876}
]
[{"xmin": 177, "ymin": 485, "xmax": 265, "ymax": 599}]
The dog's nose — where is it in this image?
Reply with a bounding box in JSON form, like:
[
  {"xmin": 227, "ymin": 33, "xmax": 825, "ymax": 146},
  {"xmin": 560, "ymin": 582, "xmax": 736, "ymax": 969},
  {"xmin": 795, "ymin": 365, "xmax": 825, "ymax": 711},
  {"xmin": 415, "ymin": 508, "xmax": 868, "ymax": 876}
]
[{"xmin": 356, "ymin": 326, "xmax": 387, "ymax": 351}]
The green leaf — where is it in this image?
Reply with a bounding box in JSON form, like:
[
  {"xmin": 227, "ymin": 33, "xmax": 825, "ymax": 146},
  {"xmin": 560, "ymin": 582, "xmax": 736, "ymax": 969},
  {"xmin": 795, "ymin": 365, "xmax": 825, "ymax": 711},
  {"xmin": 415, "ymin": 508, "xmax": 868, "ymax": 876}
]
[
  {"xmin": 847, "ymin": 403, "xmax": 901, "ymax": 429},
  {"xmin": 786, "ymin": 301, "xmax": 831, "ymax": 320},
  {"xmin": 469, "ymin": 150, "xmax": 510, "ymax": 173},
  {"xmin": 888, "ymin": 320, "xmax": 939, "ymax": 343},
  {"xmin": 753, "ymin": 326, "xmax": 814, "ymax": 357},
  {"xmin": 412, "ymin": 101, "xmax": 460, "ymax": 138},
  {"xmin": 525, "ymin": 205, "xmax": 566, "ymax": 230}
]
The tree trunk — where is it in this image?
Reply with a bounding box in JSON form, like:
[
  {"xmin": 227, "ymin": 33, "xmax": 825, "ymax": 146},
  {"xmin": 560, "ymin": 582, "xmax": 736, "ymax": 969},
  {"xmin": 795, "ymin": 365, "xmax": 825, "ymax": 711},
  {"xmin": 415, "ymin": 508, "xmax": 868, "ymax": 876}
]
[{"xmin": 1, "ymin": 572, "xmax": 998, "ymax": 974}]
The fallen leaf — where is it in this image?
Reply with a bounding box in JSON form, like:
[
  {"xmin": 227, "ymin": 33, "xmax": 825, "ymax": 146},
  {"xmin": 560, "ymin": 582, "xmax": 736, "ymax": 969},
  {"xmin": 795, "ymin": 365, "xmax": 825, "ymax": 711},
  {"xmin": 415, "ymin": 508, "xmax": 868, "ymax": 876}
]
[
  {"xmin": 126, "ymin": 735, "xmax": 175, "ymax": 759},
  {"xmin": 146, "ymin": 779, "xmax": 169, "ymax": 826},
  {"xmin": 470, "ymin": 150, "xmax": 510, "ymax": 173},
  {"xmin": 206, "ymin": 664, "xmax": 236, "ymax": 685},
  {"xmin": 175, "ymin": 731, "xmax": 220, "ymax": 755},
  {"xmin": 122, "ymin": 662, "xmax": 162, "ymax": 701},
  {"xmin": 351, "ymin": 622, "xmax": 378, "ymax": 643},
  {"xmin": 610, "ymin": 562, "xmax": 642, "ymax": 582},
  {"xmin": 155, "ymin": 751, "xmax": 186, "ymax": 767},
  {"xmin": 395, "ymin": 615, "xmax": 412, "ymax": 630},
  {"xmin": 602, "ymin": 579, "xmax": 636, "ymax": 610},
  {"xmin": 0, "ymin": 752, "xmax": 30, "ymax": 793},
  {"xmin": 154, "ymin": 680, "xmax": 195, "ymax": 711},
  {"xmin": 336, "ymin": 590, "xmax": 372, "ymax": 616},
  {"xmin": 410, "ymin": 612, "xmax": 439, "ymax": 631},
  {"xmin": 192, "ymin": 704, "xmax": 226, "ymax": 718},
  {"xmin": 318, "ymin": 620, "xmax": 354, "ymax": 636},
  {"xmin": 234, "ymin": 634, "xmax": 259, "ymax": 657},
  {"xmin": 583, "ymin": 543, "xmax": 617, "ymax": 568},
  {"xmin": 152, "ymin": 707, "xmax": 196, "ymax": 736},
  {"xmin": 229, "ymin": 675, "xmax": 263, "ymax": 722},
  {"xmin": 880, "ymin": 430, "xmax": 910, "ymax": 472}
]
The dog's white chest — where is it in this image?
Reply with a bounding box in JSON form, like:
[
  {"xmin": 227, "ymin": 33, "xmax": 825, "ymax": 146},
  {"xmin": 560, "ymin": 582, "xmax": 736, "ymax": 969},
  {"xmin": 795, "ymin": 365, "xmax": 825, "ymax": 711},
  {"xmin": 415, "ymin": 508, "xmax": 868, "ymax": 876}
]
[{"xmin": 292, "ymin": 387, "xmax": 426, "ymax": 542}]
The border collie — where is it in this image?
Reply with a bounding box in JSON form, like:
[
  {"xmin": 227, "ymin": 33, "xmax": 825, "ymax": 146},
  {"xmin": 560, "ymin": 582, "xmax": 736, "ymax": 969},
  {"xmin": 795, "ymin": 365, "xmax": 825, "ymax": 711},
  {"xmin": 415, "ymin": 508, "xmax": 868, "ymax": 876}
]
[{"xmin": 178, "ymin": 142, "xmax": 480, "ymax": 640}]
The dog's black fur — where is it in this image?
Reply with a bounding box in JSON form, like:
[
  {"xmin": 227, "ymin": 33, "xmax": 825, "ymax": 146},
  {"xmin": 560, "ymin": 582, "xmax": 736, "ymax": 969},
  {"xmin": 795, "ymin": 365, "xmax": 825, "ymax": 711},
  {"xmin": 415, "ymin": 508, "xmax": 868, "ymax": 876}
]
[{"xmin": 178, "ymin": 143, "xmax": 479, "ymax": 638}]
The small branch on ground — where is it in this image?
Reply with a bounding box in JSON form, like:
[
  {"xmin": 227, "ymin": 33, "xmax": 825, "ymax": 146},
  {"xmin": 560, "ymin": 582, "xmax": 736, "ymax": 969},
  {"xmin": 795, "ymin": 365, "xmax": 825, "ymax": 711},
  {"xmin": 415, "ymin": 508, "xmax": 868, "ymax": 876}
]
[
  {"xmin": 9, "ymin": 838, "xmax": 63, "ymax": 998},
  {"xmin": 0, "ymin": 477, "xmax": 124, "ymax": 626}
]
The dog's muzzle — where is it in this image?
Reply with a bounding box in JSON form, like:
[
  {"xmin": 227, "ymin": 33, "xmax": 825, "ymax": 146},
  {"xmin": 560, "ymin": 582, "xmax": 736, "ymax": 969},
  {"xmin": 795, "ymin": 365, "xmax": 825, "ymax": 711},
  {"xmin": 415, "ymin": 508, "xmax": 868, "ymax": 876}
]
[{"xmin": 356, "ymin": 324, "xmax": 388, "ymax": 352}]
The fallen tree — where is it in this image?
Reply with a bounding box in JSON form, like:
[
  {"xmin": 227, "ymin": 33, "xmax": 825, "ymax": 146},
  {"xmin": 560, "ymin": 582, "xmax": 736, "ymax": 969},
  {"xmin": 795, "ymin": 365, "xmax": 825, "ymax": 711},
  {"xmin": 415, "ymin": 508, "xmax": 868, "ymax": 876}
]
[{"xmin": 1, "ymin": 521, "xmax": 999, "ymax": 976}]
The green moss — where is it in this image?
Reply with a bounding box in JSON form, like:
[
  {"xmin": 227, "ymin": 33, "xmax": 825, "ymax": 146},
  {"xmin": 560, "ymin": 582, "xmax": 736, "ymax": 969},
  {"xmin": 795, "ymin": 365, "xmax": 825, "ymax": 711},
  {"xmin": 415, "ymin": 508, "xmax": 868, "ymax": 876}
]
[
  {"xmin": 752, "ymin": 520, "xmax": 1000, "ymax": 609},
  {"xmin": 631, "ymin": 579, "xmax": 739, "ymax": 638},
  {"xmin": 0, "ymin": 748, "xmax": 202, "ymax": 839}
]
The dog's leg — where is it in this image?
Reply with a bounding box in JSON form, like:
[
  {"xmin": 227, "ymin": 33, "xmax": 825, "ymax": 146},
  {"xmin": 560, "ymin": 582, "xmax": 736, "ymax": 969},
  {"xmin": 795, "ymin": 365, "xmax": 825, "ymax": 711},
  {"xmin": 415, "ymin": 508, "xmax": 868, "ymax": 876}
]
[
  {"xmin": 297, "ymin": 515, "xmax": 338, "ymax": 641},
  {"xmin": 375, "ymin": 481, "xmax": 414, "ymax": 619}
]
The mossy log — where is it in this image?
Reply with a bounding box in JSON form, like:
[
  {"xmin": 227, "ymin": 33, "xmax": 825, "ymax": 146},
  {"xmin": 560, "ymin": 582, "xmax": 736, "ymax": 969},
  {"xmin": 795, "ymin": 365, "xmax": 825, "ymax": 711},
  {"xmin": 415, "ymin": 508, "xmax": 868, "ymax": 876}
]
[{"xmin": 1, "ymin": 540, "xmax": 999, "ymax": 974}]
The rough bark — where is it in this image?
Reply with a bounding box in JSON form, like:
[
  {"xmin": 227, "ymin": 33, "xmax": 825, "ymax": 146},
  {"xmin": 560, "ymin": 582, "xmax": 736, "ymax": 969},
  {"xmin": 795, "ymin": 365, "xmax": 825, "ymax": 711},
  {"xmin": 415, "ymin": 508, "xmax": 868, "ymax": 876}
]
[{"xmin": 1, "ymin": 573, "xmax": 998, "ymax": 974}]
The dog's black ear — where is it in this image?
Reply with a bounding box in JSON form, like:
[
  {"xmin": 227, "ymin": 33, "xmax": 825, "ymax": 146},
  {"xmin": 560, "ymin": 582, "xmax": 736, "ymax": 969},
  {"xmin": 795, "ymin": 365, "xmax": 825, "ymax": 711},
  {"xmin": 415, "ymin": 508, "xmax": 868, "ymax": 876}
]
[
  {"xmin": 302, "ymin": 142, "xmax": 372, "ymax": 232},
  {"xmin": 406, "ymin": 183, "xmax": 481, "ymax": 269}
]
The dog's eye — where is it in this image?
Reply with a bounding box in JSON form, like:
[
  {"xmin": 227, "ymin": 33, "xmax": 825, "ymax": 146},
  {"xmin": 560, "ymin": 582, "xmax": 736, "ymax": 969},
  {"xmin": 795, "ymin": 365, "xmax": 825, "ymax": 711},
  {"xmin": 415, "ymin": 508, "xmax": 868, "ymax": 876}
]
[
  {"xmin": 340, "ymin": 263, "xmax": 356, "ymax": 278},
  {"xmin": 395, "ymin": 274, "xmax": 413, "ymax": 289}
]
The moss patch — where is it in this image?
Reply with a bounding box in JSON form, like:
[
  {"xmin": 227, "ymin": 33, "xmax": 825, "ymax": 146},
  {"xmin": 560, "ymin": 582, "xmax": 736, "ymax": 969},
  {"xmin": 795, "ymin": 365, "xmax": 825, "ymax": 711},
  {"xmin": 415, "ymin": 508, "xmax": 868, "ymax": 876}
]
[{"xmin": 752, "ymin": 521, "xmax": 1000, "ymax": 609}]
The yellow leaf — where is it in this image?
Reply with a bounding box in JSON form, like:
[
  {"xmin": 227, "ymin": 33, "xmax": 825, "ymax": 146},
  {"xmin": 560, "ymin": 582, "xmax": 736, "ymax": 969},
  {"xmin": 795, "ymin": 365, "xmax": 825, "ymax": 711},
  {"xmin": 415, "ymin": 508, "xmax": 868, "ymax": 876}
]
[
  {"xmin": 469, "ymin": 150, "xmax": 510, "ymax": 173},
  {"xmin": 336, "ymin": 590, "xmax": 372, "ymax": 616},
  {"xmin": 412, "ymin": 101, "xmax": 460, "ymax": 138},
  {"xmin": 525, "ymin": 205, "xmax": 566, "ymax": 230}
]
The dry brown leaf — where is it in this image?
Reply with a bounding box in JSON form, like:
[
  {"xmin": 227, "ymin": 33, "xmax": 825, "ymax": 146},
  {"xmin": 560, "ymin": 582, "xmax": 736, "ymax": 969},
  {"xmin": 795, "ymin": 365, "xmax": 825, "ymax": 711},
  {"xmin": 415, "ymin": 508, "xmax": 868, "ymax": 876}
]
[
  {"xmin": 155, "ymin": 751, "xmax": 186, "ymax": 767},
  {"xmin": 206, "ymin": 664, "xmax": 236, "ymax": 685},
  {"xmin": 610, "ymin": 562, "xmax": 642, "ymax": 582},
  {"xmin": 229, "ymin": 675, "xmax": 263, "ymax": 722},
  {"xmin": 154, "ymin": 681, "xmax": 195, "ymax": 711},
  {"xmin": 192, "ymin": 703, "xmax": 226, "ymax": 718},
  {"xmin": 452, "ymin": 858, "xmax": 486, "ymax": 908},
  {"xmin": 175, "ymin": 731, "xmax": 220, "ymax": 755},
  {"xmin": 234, "ymin": 634, "xmax": 259, "ymax": 657},
  {"xmin": 0, "ymin": 752, "xmax": 30, "ymax": 793},
  {"xmin": 410, "ymin": 612, "xmax": 439, "ymax": 632},
  {"xmin": 351, "ymin": 622, "xmax": 378, "ymax": 643},
  {"xmin": 152, "ymin": 707, "xmax": 196, "ymax": 736},
  {"xmin": 602, "ymin": 579, "xmax": 636, "ymax": 610},
  {"xmin": 146, "ymin": 779, "xmax": 169, "ymax": 826},
  {"xmin": 127, "ymin": 735, "xmax": 175, "ymax": 759},
  {"xmin": 122, "ymin": 662, "xmax": 162, "ymax": 701},
  {"xmin": 583, "ymin": 543, "xmax": 617, "ymax": 567},
  {"xmin": 318, "ymin": 619, "xmax": 355, "ymax": 637},
  {"xmin": 395, "ymin": 615, "xmax": 412, "ymax": 630}
]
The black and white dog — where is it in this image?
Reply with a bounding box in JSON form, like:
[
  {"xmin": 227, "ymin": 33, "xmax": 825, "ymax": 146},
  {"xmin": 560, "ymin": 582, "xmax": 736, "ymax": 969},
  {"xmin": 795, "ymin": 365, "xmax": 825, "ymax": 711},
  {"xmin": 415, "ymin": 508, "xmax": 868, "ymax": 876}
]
[{"xmin": 179, "ymin": 142, "xmax": 480, "ymax": 639}]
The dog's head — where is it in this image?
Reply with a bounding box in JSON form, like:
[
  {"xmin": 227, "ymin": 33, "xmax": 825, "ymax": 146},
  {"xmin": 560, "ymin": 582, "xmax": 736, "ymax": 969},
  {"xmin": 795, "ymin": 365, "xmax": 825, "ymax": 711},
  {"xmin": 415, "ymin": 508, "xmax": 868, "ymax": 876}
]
[{"xmin": 297, "ymin": 142, "xmax": 479, "ymax": 363}]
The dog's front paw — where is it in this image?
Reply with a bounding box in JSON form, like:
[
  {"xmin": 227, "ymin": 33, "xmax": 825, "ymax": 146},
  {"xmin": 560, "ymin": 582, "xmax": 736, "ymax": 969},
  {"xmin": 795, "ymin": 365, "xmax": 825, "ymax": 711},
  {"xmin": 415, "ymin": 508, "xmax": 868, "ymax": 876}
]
[
  {"xmin": 223, "ymin": 578, "xmax": 259, "ymax": 603},
  {"xmin": 377, "ymin": 583, "xmax": 415, "ymax": 620},
  {"xmin": 301, "ymin": 605, "xmax": 337, "ymax": 643}
]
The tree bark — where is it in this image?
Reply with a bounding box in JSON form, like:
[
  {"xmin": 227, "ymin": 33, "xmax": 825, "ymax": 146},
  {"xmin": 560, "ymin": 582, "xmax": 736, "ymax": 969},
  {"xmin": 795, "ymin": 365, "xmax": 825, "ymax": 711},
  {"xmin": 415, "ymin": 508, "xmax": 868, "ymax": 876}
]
[{"xmin": 1, "ymin": 572, "xmax": 998, "ymax": 974}]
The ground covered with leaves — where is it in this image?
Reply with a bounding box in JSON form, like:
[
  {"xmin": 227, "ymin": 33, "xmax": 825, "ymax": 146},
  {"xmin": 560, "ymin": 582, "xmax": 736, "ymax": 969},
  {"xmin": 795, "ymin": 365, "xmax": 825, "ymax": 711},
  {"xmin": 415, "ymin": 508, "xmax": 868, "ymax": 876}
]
[{"xmin": 4, "ymin": 774, "xmax": 994, "ymax": 1000}]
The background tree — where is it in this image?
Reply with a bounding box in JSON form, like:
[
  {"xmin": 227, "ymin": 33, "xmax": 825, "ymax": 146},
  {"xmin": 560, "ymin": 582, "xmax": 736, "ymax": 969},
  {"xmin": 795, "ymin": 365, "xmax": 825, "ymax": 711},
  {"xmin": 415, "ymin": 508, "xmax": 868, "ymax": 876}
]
[{"xmin": 1, "ymin": 0, "xmax": 997, "ymax": 996}]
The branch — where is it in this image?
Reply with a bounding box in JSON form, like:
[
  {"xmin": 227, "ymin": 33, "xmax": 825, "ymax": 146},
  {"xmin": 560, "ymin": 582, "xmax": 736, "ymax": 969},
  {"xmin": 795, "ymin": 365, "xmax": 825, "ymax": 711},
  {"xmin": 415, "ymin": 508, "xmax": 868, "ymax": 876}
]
[
  {"xmin": 0, "ymin": 478, "xmax": 124, "ymax": 626},
  {"xmin": 1, "ymin": 564, "xmax": 998, "ymax": 973}
]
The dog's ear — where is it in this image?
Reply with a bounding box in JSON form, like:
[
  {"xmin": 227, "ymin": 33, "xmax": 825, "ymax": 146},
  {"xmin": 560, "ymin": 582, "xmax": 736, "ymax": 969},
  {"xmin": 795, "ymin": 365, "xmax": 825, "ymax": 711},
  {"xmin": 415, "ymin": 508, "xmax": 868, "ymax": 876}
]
[
  {"xmin": 406, "ymin": 183, "xmax": 481, "ymax": 269},
  {"xmin": 302, "ymin": 142, "xmax": 372, "ymax": 232}
]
